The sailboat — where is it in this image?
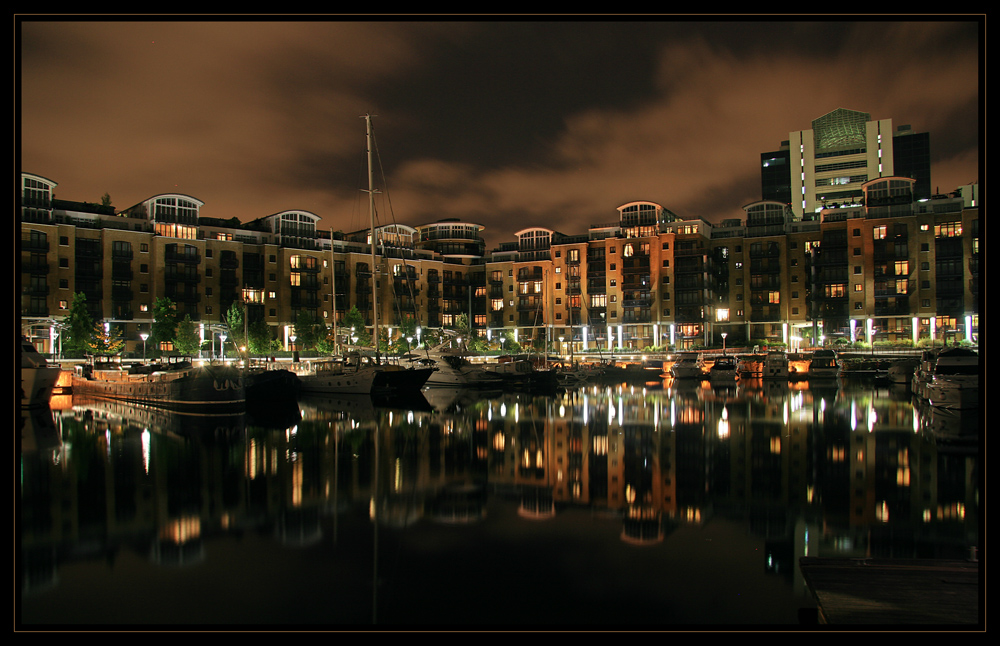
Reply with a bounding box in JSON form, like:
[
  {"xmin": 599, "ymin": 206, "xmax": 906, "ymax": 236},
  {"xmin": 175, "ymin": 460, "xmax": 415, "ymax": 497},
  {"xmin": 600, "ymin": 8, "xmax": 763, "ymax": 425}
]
[{"xmin": 342, "ymin": 114, "xmax": 435, "ymax": 395}]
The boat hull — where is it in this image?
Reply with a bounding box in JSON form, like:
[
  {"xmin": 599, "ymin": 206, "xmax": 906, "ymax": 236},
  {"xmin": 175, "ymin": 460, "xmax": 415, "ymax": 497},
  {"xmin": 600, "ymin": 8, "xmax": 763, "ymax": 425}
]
[
  {"xmin": 298, "ymin": 367, "xmax": 378, "ymax": 395},
  {"xmin": 21, "ymin": 366, "xmax": 63, "ymax": 408},
  {"xmin": 72, "ymin": 364, "xmax": 245, "ymax": 412},
  {"xmin": 926, "ymin": 378, "xmax": 979, "ymax": 409},
  {"xmin": 372, "ymin": 366, "xmax": 436, "ymax": 394}
]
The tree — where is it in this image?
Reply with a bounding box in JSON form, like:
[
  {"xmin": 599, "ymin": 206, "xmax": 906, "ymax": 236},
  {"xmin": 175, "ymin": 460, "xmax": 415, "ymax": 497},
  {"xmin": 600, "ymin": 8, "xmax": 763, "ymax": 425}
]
[
  {"xmin": 225, "ymin": 302, "xmax": 245, "ymax": 357},
  {"xmin": 63, "ymin": 292, "xmax": 94, "ymax": 356},
  {"xmin": 150, "ymin": 297, "xmax": 178, "ymax": 353},
  {"xmin": 342, "ymin": 306, "xmax": 371, "ymax": 347},
  {"xmin": 248, "ymin": 319, "xmax": 280, "ymax": 356},
  {"xmin": 174, "ymin": 315, "xmax": 201, "ymax": 355},
  {"xmin": 293, "ymin": 311, "xmax": 323, "ymax": 349},
  {"xmin": 85, "ymin": 322, "xmax": 124, "ymax": 355}
]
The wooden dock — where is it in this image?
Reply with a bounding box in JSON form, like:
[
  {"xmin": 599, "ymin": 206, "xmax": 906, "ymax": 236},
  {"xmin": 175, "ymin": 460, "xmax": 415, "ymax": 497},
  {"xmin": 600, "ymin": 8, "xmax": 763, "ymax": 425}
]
[{"xmin": 799, "ymin": 557, "xmax": 981, "ymax": 626}]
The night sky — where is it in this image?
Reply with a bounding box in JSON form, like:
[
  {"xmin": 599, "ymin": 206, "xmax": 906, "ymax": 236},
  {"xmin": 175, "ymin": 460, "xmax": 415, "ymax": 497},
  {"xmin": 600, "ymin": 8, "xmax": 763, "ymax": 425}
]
[{"xmin": 18, "ymin": 17, "xmax": 982, "ymax": 247}]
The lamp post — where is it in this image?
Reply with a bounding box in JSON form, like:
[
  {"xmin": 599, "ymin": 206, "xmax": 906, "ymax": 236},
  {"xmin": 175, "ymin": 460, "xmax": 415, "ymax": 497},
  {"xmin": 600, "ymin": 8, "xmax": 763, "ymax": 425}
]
[
  {"xmin": 219, "ymin": 332, "xmax": 227, "ymax": 362},
  {"xmin": 140, "ymin": 332, "xmax": 149, "ymax": 362},
  {"xmin": 721, "ymin": 332, "xmax": 727, "ymax": 355}
]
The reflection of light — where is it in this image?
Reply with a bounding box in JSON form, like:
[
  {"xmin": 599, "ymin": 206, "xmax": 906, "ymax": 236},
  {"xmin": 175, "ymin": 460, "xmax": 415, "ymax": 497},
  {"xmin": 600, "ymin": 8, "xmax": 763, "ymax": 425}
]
[
  {"xmin": 877, "ymin": 501, "xmax": 889, "ymax": 522},
  {"xmin": 717, "ymin": 406, "xmax": 730, "ymax": 439},
  {"xmin": 142, "ymin": 429, "xmax": 151, "ymax": 474}
]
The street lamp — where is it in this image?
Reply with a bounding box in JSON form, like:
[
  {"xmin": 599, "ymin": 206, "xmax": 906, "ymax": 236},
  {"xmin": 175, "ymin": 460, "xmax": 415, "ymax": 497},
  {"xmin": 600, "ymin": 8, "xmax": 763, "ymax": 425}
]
[
  {"xmin": 219, "ymin": 332, "xmax": 227, "ymax": 362},
  {"xmin": 140, "ymin": 332, "xmax": 149, "ymax": 361},
  {"xmin": 721, "ymin": 332, "xmax": 728, "ymax": 355}
]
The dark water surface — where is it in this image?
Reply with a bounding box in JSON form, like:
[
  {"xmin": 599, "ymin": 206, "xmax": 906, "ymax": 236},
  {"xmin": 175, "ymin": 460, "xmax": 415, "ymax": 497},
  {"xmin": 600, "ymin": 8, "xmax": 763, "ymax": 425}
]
[{"xmin": 18, "ymin": 378, "xmax": 980, "ymax": 629}]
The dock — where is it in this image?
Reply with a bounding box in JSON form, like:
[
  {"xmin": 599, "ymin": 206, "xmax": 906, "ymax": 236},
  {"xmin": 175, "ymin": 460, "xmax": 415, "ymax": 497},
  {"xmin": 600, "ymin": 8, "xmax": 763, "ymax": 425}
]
[{"xmin": 799, "ymin": 557, "xmax": 981, "ymax": 626}]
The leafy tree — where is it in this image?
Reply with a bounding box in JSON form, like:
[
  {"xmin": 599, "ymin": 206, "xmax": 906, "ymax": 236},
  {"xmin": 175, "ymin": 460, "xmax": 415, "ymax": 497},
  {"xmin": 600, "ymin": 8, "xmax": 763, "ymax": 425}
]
[
  {"xmin": 85, "ymin": 322, "xmax": 124, "ymax": 355},
  {"xmin": 100, "ymin": 193, "xmax": 112, "ymax": 208},
  {"xmin": 150, "ymin": 297, "xmax": 178, "ymax": 352},
  {"xmin": 63, "ymin": 292, "xmax": 94, "ymax": 356},
  {"xmin": 342, "ymin": 306, "xmax": 371, "ymax": 347},
  {"xmin": 497, "ymin": 330, "xmax": 520, "ymax": 354},
  {"xmin": 225, "ymin": 302, "xmax": 246, "ymax": 358},
  {"xmin": 173, "ymin": 315, "xmax": 201, "ymax": 355},
  {"xmin": 315, "ymin": 326, "xmax": 339, "ymax": 355},
  {"xmin": 248, "ymin": 319, "xmax": 280, "ymax": 356},
  {"xmin": 467, "ymin": 330, "xmax": 490, "ymax": 354},
  {"xmin": 453, "ymin": 312, "xmax": 470, "ymax": 335},
  {"xmin": 293, "ymin": 311, "xmax": 323, "ymax": 349}
]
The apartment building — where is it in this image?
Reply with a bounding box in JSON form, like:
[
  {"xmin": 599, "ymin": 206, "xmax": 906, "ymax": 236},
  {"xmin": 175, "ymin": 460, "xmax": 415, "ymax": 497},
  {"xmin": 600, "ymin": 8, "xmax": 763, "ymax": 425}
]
[{"xmin": 20, "ymin": 172, "xmax": 979, "ymax": 356}]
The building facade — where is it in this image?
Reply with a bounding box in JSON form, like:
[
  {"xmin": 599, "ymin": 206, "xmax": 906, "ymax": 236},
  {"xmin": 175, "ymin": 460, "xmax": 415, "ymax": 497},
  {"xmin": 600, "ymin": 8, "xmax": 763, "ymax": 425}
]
[
  {"xmin": 761, "ymin": 108, "xmax": 933, "ymax": 220},
  {"xmin": 21, "ymin": 172, "xmax": 979, "ymax": 357}
]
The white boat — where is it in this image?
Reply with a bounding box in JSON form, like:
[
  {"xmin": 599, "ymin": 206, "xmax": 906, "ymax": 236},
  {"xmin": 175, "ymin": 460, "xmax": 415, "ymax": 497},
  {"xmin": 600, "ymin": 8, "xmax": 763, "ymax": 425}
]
[
  {"xmin": 761, "ymin": 351, "xmax": 790, "ymax": 380},
  {"xmin": 422, "ymin": 353, "xmax": 504, "ymax": 388},
  {"xmin": 924, "ymin": 347, "xmax": 979, "ymax": 409},
  {"xmin": 669, "ymin": 352, "xmax": 706, "ymax": 379},
  {"xmin": 20, "ymin": 336, "xmax": 62, "ymax": 408},
  {"xmin": 808, "ymin": 349, "xmax": 842, "ymax": 380},
  {"xmin": 708, "ymin": 355, "xmax": 739, "ymax": 385},
  {"xmin": 296, "ymin": 357, "xmax": 379, "ymax": 395}
]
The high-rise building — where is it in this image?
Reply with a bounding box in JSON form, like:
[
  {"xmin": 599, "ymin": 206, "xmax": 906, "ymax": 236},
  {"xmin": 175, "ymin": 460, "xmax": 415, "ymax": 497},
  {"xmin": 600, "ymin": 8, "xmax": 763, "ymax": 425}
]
[{"xmin": 760, "ymin": 108, "xmax": 932, "ymax": 219}]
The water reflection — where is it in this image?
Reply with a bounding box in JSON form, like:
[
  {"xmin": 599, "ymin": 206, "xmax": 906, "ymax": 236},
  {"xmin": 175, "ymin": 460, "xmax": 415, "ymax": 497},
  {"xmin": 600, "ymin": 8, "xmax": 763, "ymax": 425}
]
[{"xmin": 19, "ymin": 379, "xmax": 980, "ymax": 626}]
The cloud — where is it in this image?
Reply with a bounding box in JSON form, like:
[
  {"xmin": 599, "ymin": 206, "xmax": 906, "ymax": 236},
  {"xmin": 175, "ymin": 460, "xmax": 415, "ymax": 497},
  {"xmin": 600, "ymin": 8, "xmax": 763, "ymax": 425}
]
[{"xmin": 18, "ymin": 19, "xmax": 981, "ymax": 249}]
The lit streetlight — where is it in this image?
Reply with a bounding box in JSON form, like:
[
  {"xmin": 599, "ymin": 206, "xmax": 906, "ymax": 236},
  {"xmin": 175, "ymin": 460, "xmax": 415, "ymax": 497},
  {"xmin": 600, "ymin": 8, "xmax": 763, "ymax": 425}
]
[{"xmin": 140, "ymin": 332, "xmax": 149, "ymax": 362}]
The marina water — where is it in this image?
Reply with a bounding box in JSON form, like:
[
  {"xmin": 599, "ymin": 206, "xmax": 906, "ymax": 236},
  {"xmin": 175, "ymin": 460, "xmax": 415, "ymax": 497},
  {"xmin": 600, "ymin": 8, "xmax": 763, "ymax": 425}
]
[{"xmin": 19, "ymin": 377, "xmax": 979, "ymax": 628}]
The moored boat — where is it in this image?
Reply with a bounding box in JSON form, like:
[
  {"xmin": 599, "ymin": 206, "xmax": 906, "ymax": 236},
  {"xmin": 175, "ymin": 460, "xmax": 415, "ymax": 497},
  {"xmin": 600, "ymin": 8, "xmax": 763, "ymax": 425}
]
[
  {"xmin": 71, "ymin": 355, "xmax": 245, "ymax": 413},
  {"xmin": 911, "ymin": 350, "xmax": 940, "ymax": 399},
  {"xmin": 924, "ymin": 347, "xmax": 979, "ymax": 409},
  {"xmin": 245, "ymin": 362, "xmax": 301, "ymax": 399},
  {"xmin": 761, "ymin": 351, "xmax": 790, "ymax": 380},
  {"xmin": 887, "ymin": 357, "xmax": 920, "ymax": 385},
  {"xmin": 20, "ymin": 336, "xmax": 62, "ymax": 408},
  {"xmin": 295, "ymin": 357, "xmax": 379, "ymax": 395},
  {"xmin": 808, "ymin": 349, "xmax": 842, "ymax": 380},
  {"xmin": 669, "ymin": 352, "xmax": 706, "ymax": 380},
  {"xmin": 371, "ymin": 361, "xmax": 436, "ymax": 394},
  {"xmin": 482, "ymin": 358, "xmax": 559, "ymax": 391},
  {"xmin": 423, "ymin": 353, "xmax": 504, "ymax": 388},
  {"xmin": 708, "ymin": 355, "xmax": 739, "ymax": 386}
]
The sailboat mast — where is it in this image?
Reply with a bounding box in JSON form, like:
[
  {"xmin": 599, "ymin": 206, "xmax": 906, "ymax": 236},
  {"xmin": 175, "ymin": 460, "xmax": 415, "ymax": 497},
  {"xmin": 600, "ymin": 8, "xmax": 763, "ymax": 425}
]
[{"xmin": 365, "ymin": 113, "xmax": 379, "ymax": 352}]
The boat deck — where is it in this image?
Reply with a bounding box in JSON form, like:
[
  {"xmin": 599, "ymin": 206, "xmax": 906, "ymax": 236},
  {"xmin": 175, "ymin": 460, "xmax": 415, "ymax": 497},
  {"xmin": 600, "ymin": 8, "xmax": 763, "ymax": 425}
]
[{"xmin": 799, "ymin": 557, "xmax": 980, "ymax": 626}]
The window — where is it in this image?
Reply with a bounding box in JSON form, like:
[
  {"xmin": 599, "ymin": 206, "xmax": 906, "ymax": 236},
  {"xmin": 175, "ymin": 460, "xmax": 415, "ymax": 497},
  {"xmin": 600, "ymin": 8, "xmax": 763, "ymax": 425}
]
[
  {"xmin": 768, "ymin": 291, "xmax": 780, "ymax": 304},
  {"xmin": 934, "ymin": 222, "xmax": 962, "ymax": 237},
  {"xmin": 854, "ymin": 284, "xmax": 863, "ymax": 292},
  {"xmin": 873, "ymin": 225, "xmax": 887, "ymax": 239}
]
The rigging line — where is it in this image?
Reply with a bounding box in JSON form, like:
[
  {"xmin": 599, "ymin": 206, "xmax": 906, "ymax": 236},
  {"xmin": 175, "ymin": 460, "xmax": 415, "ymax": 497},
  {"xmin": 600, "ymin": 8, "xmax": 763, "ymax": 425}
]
[{"xmin": 370, "ymin": 119, "xmax": 421, "ymax": 336}]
